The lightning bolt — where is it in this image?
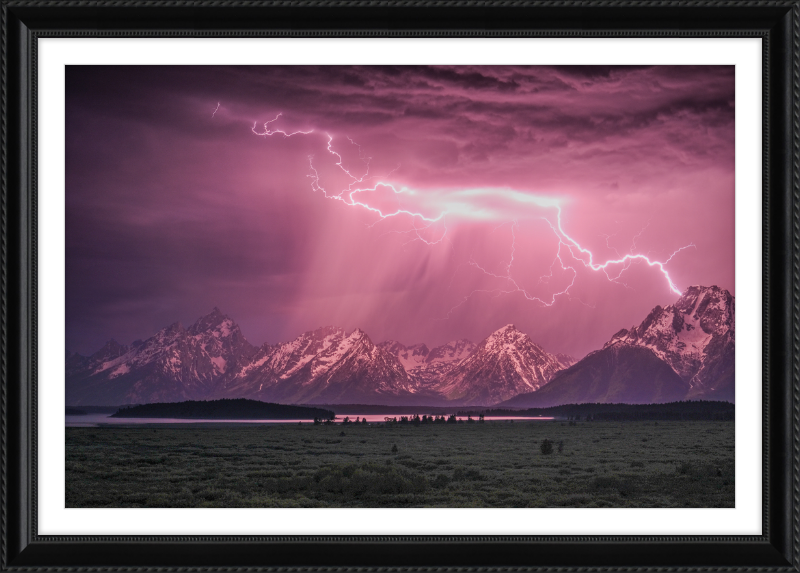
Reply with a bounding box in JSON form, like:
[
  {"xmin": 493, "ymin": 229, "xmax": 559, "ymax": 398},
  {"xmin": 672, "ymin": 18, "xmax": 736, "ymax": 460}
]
[
  {"xmin": 305, "ymin": 133, "xmax": 448, "ymax": 245},
  {"xmin": 252, "ymin": 113, "xmax": 314, "ymax": 137},
  {"xmin": 600, "ymin": 233, "xmax": 621, "ymax": 258},
  {"xmin": 551, "ymin": 209, "xmax": 694, "ymax": 296},
  {"xmin": 630, "ymin": 220, "xmax": 651, "ymax": 253},
  {"xmin": 448, "ymin": 215, "xmax": 691, "ymax": 318},
  {"xmin": 252, "ymin": 112, "xmax": 695, "ymax": 311},
  {"xmin": 212, "ymin": 102, "xmax": 220, "ymax": 118},
  {"xmin": 462, "ymin": 220, "xmax": 578, "ymax": 309}
]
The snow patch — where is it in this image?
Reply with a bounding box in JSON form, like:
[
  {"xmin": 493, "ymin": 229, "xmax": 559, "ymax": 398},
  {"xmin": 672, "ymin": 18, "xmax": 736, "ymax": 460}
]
[
  {"xmin": 108, "ymin": 363, "xmax": 130, "ymax": 378},
  {"xmin": 210, "ymin": 355, "xmax": 227, "ymax": 373}
]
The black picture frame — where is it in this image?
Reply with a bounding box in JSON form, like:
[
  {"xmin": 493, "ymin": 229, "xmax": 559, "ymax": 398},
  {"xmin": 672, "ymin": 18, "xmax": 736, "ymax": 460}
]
[{"xmin": 1, "ymin": 1, "xmax": 797, "ymax": 570}]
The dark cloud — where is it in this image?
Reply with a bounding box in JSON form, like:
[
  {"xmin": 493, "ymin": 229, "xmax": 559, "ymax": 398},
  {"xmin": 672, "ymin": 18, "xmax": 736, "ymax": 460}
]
[{"xmin": 66, "ymin": 65, "xmax": 735, "ymax": 358}]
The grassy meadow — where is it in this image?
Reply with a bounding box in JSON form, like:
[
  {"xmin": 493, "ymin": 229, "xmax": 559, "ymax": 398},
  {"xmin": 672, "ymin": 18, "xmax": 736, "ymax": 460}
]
[{"xmin": 65, "ymin": 420, "xmax": 734, "ymax": 508}]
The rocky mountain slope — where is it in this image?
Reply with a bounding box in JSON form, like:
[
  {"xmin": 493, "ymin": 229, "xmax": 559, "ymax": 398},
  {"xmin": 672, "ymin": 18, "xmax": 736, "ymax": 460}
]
[
  {"xmin": 498, "ymin": 345, "xmax": 689, "ymax": 408},
  {"xmin": 496, "ymin": 285, "xmax": 735, "ymax": 408},
  {"xmin": 555, "ymin": 353, "xmax": 577, "ymax": 369},
  {"xmin": 66, "ymin": 314, "xmax": 564, "ymax": 406},
  {"xmin": 433, "ymin": 325, "xmax": 565, "ymax": 406},
  {"xmin": 217, "ymin": 327, "xmax": 415, "ymax": 405},
  {"xmin": 66, "ymin": 285, "xmax": 734, "ymax": 407},
  {"xmin": 378, "ymin": 339, "xmax": 477, "ymax": 389},
  {"xmin": 603, "ymin": 285, "xmax": 734, "ymax": 401},
  {"xmin": 66, "ymin": 308, "xmax": 256, "ymax": 406}
]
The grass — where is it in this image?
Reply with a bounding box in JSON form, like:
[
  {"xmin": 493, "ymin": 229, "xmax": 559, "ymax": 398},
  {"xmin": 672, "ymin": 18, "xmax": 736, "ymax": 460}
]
[{"xmin": 65, "ymin": 420, "xmax": 734, "ymax": 508}]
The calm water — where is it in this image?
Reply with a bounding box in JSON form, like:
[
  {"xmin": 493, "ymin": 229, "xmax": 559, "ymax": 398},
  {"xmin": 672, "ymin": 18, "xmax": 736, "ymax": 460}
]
[{"xmin": 65, "ymin": 413, "xmax": 554, "ymax": 427}]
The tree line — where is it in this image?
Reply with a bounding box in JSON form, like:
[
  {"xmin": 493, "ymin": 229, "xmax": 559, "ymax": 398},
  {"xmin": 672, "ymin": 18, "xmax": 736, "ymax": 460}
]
[
  {"xmin": 314, "ymin": 413, "xmax": 488, "ymax": 425},
  {"xmin": 483, "ymin": 400, "xmax": 734, "ymax": 421}
]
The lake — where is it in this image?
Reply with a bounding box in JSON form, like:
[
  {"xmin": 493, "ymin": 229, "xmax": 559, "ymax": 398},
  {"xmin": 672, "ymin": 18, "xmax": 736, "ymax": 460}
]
[{"xmin": 65, "ymin": 413, "xmax": 555, "ymax": 427}]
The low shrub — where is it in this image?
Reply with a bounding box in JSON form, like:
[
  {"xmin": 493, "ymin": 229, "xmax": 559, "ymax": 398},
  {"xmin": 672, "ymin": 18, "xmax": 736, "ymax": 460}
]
[{"xmin": 452, "ymin": 467, "xmax": 484, "ymax": 481}]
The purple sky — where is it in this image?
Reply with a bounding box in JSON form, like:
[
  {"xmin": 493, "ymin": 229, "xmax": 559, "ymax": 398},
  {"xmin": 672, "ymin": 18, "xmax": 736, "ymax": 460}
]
[{"xmin": 65, "ymin": 65, "xmax": 735, "ymax": 359}]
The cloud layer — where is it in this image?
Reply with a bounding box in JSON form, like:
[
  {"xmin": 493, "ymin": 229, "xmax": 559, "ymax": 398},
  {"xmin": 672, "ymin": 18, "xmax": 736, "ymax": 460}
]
[{"xmin": 66, "ymin": 65, "xmax": 735, "ymax": 358}]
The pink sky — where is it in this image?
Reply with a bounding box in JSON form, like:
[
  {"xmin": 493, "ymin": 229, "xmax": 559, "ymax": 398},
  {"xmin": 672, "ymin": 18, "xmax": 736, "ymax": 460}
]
[{"xmin": 65, "ymin": 65, "xmax": 735, "ymax": 359}]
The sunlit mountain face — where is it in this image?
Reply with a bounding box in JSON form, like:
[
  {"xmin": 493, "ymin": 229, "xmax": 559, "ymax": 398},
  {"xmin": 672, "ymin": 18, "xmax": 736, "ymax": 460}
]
[
  {"xmin": 66, "ymin": 65, "xmax": 734, "ymax": 372},
  {"xmin": 66, "ymin": 286, "xmax": 734, "ymax": 407},
  {"xmin": 499, "ymin": 285, "xmax": 735, "ymax": 408}
]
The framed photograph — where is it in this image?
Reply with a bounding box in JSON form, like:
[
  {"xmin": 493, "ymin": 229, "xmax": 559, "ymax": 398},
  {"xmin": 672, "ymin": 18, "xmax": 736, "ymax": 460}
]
[{"xmin": 2, "ymin": 1, "xmax": 797, "ymax": 570}]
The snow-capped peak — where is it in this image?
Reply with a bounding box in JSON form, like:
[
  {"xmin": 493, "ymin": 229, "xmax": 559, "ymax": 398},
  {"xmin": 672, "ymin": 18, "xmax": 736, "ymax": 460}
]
[
  {"xmin": 90, "ymin": 338, "xmax": 128, "ymax": 361},
  {"xmin": 432, "ymin": 325, "xmax": 565, "ymax": 405},
  {"xmin": 156, "ymin": 321, "xmax": 185, "ymax": 339},
  {"xmin": 377, "ymin": 340, "xmax": 431, "ymax": 370},
  {"xmin": 424, "ymin": 339, "xmax": 476, "ymax": 365},
  {"xmin": 555, "ymin": 353, "xmax": 577, "ymax": 368},
  {"xmin": 604, "ymin": 285, "xmax": 734, "ymax": 391},
  {"xmin": 348, "ymin": 328, "xmax": 367, "ymax": 339},
  {"xmin": 188, "ymin": 307, "xmax": 239, "ymax": 337},
  {"xmin": 483, "ymin": 324, "xmax": 529, "ymax": 349}
]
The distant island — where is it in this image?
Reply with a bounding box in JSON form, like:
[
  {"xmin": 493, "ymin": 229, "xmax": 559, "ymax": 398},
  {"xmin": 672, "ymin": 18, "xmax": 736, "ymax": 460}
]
[{"xmin": 111, "ymin": 399, "xmax": 335, "ymax": 421}]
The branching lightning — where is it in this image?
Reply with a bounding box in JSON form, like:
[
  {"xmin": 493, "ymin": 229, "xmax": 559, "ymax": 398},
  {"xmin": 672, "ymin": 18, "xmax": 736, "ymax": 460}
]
[
  {"xmin": 467, "ymin": 221, "xmax": 578, "ymax": 307},
  {"xmin": 551, "ymin": 210, "xmax": 695, "ymax": 296},
  {"xmin": 305, "ymin": 133, "xmax": 448, "ymax": 245},
  {"xmin": 630, "ymin": 220, "xmax": 651, "ymax": 253},
  {"xmin": 252, "ymin": 113, "xmax": 314, "ymax": 137},
  {"xmin": 251, "ymin": 112, "xmax": 696, "ymax": 312}
]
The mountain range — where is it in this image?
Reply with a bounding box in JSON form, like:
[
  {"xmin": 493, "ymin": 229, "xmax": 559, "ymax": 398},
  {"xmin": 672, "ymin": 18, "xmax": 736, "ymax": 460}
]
[
  {"xmin": 498, "ymin": 285, "xmax": 735, "ymax": 407},
  {"xmin": 66, "ymin": 285, "xmax": 734, "ymax": 407}
]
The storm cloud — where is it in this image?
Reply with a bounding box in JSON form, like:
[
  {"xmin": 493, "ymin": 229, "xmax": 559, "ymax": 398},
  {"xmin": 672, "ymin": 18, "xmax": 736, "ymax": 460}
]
[{"xmin": 66, "ymin": 65, "xmax": 735, "ymax": 359}]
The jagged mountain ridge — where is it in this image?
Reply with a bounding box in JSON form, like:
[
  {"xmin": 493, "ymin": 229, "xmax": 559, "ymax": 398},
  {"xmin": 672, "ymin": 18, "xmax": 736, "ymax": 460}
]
[
  {"xmin": 498, "ymin": 345, "xmax": 690, "ymax": 408},
  {"xmin": 65, "ymin": 308, "xmax": 257, "ymax": 406},
  {"xmin": 66, "ymin": 314, "xmax": 565, "ymax": 406},
  {"xmin": 603, "ymin": 285, "xmax": 734, "ymax": 400},
  {"xmin": 555, "ymin": 353, "xmax": 577, "ymax": 369},
  {"xmin": 217, "ymin": 327, "xmax": 415, "ymax": 405},
  {"xmin": 66, "ymin": 285, "xmax": 734, "ymax": 407},
  {"xmin": 434, "ymin": 324, "xmax": 565, "ymax": 406},
  {"xmin": 496, "ymin": 285, "xmax": 735, "ymax": 408},
  {"xmin": 378, "ymin": 339, "xmax": 478, "ymax": 389}
]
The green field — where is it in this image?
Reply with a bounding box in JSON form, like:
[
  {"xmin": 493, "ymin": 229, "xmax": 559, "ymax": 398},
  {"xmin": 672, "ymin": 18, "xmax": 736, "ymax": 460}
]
[{"xmin": 65, "ymin": 420, "xmax": 734, "ymax": 508}]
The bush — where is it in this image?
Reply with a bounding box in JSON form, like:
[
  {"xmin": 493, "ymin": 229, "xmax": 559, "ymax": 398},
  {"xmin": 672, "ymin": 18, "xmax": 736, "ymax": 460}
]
[
  {"xmin": 452, "ymin": 467, "xmax": 484, "ymax": 481},
  {"xmin": 391, "ymin": 444, "xmax": 398, "ymax": 454},
  {"xmin": 591, "ymin": 476, "xmax": 638, "ymax": 498},
  {"xmin": 432, "ymin": 474, "xmax": 451, "ymax": 488},
  {"xmin": 540, "ymin": 439, "xmax": 554, "ymax": 455},
  {"xmin": 312, "ymin": 462, "xmax": 427, "ymax": 498}
]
